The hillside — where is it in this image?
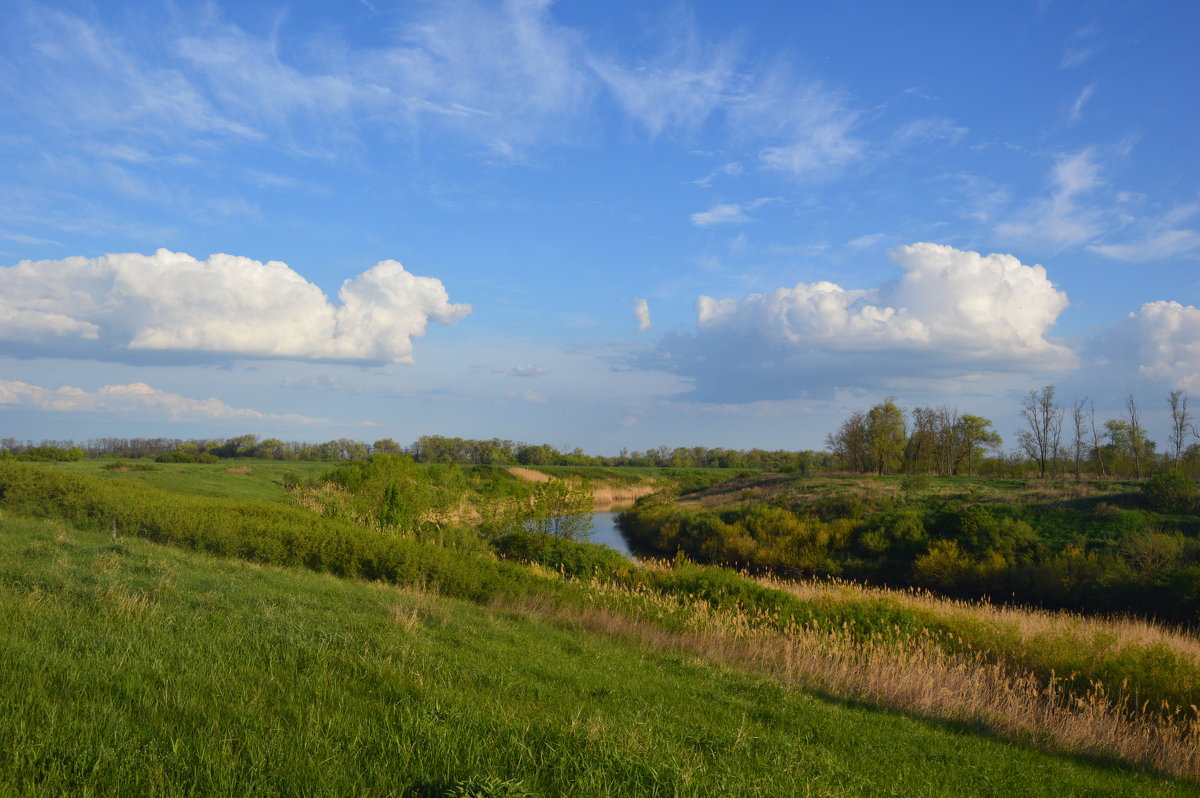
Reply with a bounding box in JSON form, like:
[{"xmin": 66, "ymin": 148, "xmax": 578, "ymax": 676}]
[{"xmin": 2, "ymin": 514, "xmax": 1194, "ymax": 796}]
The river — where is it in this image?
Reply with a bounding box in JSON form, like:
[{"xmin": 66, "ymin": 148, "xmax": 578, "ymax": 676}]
[{"xmin": 585, "ymin": 510, "xmax": 633, "ymax": 557}]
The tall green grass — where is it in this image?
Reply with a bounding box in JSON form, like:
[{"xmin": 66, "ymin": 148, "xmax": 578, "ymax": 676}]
[
  {"xmin": 1, "ymin": 515, "xmax": 1192, "ymax": 797},
  {"xmin": 3, "ymin": 461, "xmax": 1198, "ymax": 782},
  {"xmin": 0, "ymin": 461, "xmax": 556, "ymax": 605}
]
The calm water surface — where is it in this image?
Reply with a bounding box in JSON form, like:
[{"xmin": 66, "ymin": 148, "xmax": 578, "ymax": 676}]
[{"xmin": 587, "ymin": 511, "xmax": 633, "ymax": 557}]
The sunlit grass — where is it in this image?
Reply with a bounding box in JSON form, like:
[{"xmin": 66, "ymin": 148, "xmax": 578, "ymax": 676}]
[{"xmin": 1, "ymin": 514, "xmax": 1193, "ymax": 797}]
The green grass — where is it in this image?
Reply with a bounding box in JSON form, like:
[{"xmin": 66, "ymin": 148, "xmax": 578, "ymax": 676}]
[
  {"xmin": 54, "ymin": 458, "xmax": 332, "ymax": 504},
  {"xmin": 1, "ymin": 514, "xmax": 1193, "ymax": 797}
]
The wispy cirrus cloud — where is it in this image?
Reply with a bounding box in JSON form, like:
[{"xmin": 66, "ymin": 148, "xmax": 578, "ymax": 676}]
[
  {"xmin": 1087, "ymin": 203, "xmax": 1200, "ymax": 262},
  {"xmin": 691, "ymin": 197, "xmax": 778, "ymax": 227},
  {"xmin": 691, "ymin": 203, "xmax": 749, "ymax": 227},
  {"xmin": 492, "ymin": 364, "xmax": 546, "ymax": 377},
  {"xmin": 996, "ymin": 149, "xmax": 1106, "ymax": 250},
  {"xmin": 998, "ymin": 149, "xmax": 1200, "ymax": 260},
  {"xmin": 1069, "ymin": 84, "xmax": 1097, "ymax": 122}
]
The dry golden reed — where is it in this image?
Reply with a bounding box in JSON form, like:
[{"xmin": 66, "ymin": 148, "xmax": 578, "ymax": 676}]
[{"xmin": 504, "ymin": 574, "xmax": 1200, "ymax": 782}]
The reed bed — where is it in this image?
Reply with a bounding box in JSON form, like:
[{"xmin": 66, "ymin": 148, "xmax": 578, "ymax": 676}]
[
  {"xmin": 522, "ymin": 574, "xmax": 1200, "ymax": 782},
  {"xmin": 756, "ymin": 573, "xmax": 1200, "ymax": 713}
]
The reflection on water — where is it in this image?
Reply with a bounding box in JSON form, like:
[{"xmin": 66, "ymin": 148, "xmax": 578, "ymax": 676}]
[{"xmin": 587, "ymin": 511, "xmax": 632, "ymax": 557}]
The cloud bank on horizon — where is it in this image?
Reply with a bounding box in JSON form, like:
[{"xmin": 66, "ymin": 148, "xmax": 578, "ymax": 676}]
[{"xmin": 0, "ymin": 379, "xmax": 322, "ymax": 424}]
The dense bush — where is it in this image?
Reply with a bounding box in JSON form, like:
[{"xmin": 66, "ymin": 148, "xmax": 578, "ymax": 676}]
[
  {"xmin": 1143, "ymin": 470, "xmax": 1197, "ymax": 513},
  {"xmin": 492, "ymin": 530, "xmax": 631, "ymax": 578}
]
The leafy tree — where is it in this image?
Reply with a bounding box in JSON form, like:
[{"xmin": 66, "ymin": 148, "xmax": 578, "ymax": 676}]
[
  {"xmin": 953, "ymin": 414, "xmax": 1001, "ymax": 476},
  {"xmin": 866, "ymin": 398, "xmax": 906, "ymax": 475}
]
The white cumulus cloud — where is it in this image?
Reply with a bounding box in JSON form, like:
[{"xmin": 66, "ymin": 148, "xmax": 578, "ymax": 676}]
[
  {"xmin": 1090, "ymin": 301, "xmax": 1200, "ymax": 391},
  {"xmin": 633, "ymin": 298, "xmax": 652, "ymax": 333},
  {"xmin": 0, "ymin": 249, "xmax": 470, "ymax": 364},
  {"xmin": 0, "ymin": 380, "xmax": 323, "ymax": 423},
  {"xmin": 644, "ymin": 243, "xmax": 1075, "ymax": 401}
]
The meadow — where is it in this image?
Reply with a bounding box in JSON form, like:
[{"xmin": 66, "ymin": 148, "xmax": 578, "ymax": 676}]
[{"xmin": 1, "ymin": 459, "xmax": 1198, "ymax": 792}]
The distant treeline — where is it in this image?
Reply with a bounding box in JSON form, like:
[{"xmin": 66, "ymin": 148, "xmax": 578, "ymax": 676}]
[
  {"xmin": 827, "ymin": 387, "xmax": 1200, "ymax": 479},
  {"xmin": 0, "ymin": 434, "xmax": 828, "ymax": 472}
]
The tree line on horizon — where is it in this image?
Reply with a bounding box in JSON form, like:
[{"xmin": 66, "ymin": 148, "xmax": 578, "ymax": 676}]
[
  {"xmin": 5, "ymin": 386, "xmax": 1197, "ymax": 479},
  {"xmin": 826, "ymin": 387, "xmax": 1200, "ymax": 480},
  {"xmin": 0, "ymin": 433, "xmax": 828, "ymax": 473}
]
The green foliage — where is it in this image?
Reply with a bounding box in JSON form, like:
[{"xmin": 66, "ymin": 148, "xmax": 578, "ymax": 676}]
[
  {"xmin": 155, "ymin": 451, "xmax": 219, "ymax": 464},
  {"xmin": 14, "ymin": 445, "xmax": 84, "ymax": 462},
  {"xmin": 621, "ymin": 474, "xmax": 1200, "ymax": 623},
  {"xmin": 521, "ymin": 479, "xmax": 594, "ymax": 541},
  {"xmin": 1144, "ymin": 470, "xmax": 1197, "ymax": 513},
  {"xmin": 493, "ymin": 530, "xmax": 630, "ymax": 578}
]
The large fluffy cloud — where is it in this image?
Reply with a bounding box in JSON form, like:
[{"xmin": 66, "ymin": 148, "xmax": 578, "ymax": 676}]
[
  {"xmin": 0, "ymin": 380, "xmax": 322, "ymax": 424},
  {"xmin": 1089, "ymin": 301, "xmax": 1200, "ymax": 391},
  {"xmin": 0, "ymin": 250, "xmax": 470, "ymax": 364},
  {"xmin": 646, "ymin": 243, "xmax": 1075, "ymax": 401}
]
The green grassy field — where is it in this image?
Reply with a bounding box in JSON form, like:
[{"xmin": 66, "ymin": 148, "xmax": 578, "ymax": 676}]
[
  {"xmin": 2, "ymin": 513, "xmax": 1194, "ymax": 797},
  {"xmin": 53, "ymin": 458, "xmax": 333, "ymax": 504}
]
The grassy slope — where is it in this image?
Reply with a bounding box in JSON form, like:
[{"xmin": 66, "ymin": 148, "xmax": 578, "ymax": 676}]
[
  {"xmin": 2, "ymin": 515, "xmax": 1192, "ymax": 797},
  {"xmin": 54, "ymin": 458, "xmax": 332, "ymax": 504}
]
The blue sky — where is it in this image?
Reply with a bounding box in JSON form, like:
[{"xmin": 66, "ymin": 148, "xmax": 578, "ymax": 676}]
[{"xmin": 1, "ymin": 0, "xmax": 1197, "ymax": 453}]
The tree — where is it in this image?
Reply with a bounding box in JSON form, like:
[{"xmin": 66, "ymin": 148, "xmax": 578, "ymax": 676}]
[
  {"xmin": 866, "ymin": 398, "xmax": 907, "ymax": 475},
  {"xmin": 902, "ymin": 407, "xmax": 935, "ymax": 474},
  {"xmin": 1088, "ymin": 400, "xmax": 1107, "ymax": 478},
  {"xmin": 1124, "ymin": 393, "xmax": 1145, "ymax": 479},
  {"xmin": 827, "ymin": 411, "xmax": 869, "ymax": 472},
  {"xmin": 1168, "ymin": 390, "xmax": 1197, "ymax": 466},
  {"xmin": 1070, "ymin": 398, "xmax": 1088, "ymax": 479},
  {"xmin": 1018, "ymin": 386, "xmax": 1063, "ymax": 479},
  {"xmin": 953, "ymin": 414, "xmax": 1002, "ymax": 476},
  {"xmin": 526, "ymin": 479, "xmax": 594, "ymax": 541}
]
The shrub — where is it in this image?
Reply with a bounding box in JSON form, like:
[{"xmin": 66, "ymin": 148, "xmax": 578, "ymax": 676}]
[
  {"xmin": 493, "ymin": 531, "xmax": 630, "ymax": 578},
  {"xmin": 1142, "ymin": 470, "xmax": 1196, "ymax": 513}
]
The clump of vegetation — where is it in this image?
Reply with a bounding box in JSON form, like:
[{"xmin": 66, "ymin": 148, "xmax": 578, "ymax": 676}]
[
  {"xmin": 155, "ymin": 451, "xmax": 219, "ymax": 464},
  {"xmin": 1144, "ymin": 470, "xmax": 1197, "ymax": 513},
  {"xmin": 620, "ymin": 475, "xmax": 1200, "ymax": 623}
]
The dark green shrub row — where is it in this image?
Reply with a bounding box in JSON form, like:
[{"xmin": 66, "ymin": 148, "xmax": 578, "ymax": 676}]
[
  {"xmin": 619, "ymin": 497, "xmax": 1200, "ymax": 624},
  {"xmin": 155, "ymin": 451, "xmax": 220, "ymax": 464}
]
